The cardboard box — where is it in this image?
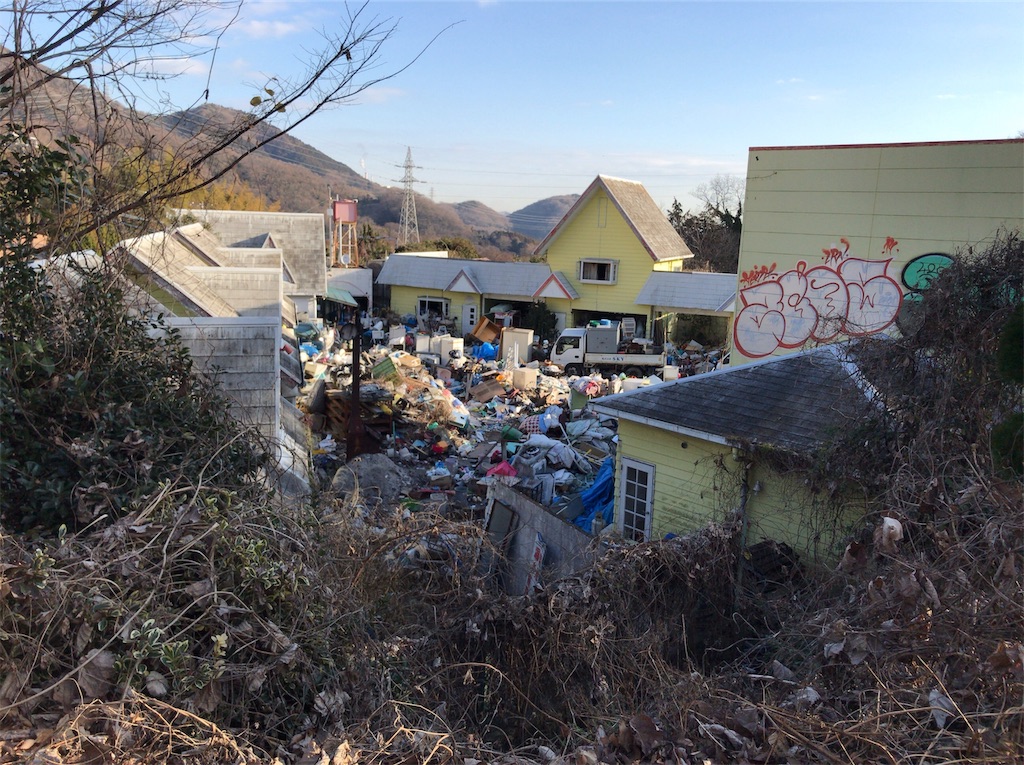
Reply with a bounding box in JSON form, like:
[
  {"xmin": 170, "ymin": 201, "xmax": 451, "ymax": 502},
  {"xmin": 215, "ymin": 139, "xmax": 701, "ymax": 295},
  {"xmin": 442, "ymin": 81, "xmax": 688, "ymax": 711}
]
[
  {"xmin": 469, "ymin": 379, "xmax": 504, "ymax": 403},
  {"xmin": 512, "ymin": 367, "xmax": 538, "ymax": 390},
  {"xmin": 470, "ymin": 316, "xmax": 501, "ymax": 343}
]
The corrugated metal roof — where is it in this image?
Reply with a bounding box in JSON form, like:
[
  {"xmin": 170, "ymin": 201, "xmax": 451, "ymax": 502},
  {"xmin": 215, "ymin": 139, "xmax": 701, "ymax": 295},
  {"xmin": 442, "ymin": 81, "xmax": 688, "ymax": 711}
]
[
  {"xmin": 377, "ymin": 255, "xmax": 554, "ymax": 297},
  {"xmin": 636, "ymin": 271, "xmax": 737, "ymax": 314},
  {"xmin": 591, "ymin": 345, "xmax": 874, "ymax": 454},
  {"xmin": 534, "ymin": 175, "xmax": 695, "ymax": 263}
]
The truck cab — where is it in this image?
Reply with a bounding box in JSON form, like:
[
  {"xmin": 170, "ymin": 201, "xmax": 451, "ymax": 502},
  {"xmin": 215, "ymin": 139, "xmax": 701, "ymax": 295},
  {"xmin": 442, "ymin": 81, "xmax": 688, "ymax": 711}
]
[{"xmin": 550, "ymin": 327, "xmax": 587, "ymax": 372}]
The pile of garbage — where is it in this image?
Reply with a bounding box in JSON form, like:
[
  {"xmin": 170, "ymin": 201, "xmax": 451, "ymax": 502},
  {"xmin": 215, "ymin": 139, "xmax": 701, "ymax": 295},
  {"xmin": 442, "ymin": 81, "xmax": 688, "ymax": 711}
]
[{"xmin": 294, "ymin": 322, "xmax": 625, "ymax": 526}]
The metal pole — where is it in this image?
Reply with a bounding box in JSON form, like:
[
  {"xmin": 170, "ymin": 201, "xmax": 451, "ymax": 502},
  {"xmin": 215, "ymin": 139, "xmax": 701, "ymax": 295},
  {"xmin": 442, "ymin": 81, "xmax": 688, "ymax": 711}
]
[{"xmin": 346, "ymin": 324, "xmax": 365, "ymax": 461}]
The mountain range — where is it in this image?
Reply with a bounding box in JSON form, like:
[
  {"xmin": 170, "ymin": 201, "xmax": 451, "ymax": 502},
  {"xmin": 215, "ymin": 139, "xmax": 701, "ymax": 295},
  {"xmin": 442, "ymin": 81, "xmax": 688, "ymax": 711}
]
[{"xmin": 164, "ymin": 105, "xmax": 578, "ymax": 258}]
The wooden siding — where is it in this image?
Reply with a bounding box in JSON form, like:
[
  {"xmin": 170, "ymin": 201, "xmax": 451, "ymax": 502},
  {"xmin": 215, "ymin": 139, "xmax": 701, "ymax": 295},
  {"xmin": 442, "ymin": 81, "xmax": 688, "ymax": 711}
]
[
  {"xmin": 616, "ymin": 419, "xmax": 867, "ymax": 562},
  {"xmin": 745, "ymin": 463, "xmax": 867, "ymax": 562},
  {"xmin": 165, "ymin": 317, "xmax": 280, "ymax": 442},
  {"xmin": 736, "ymin": 140, "xmax": 1024, "ymax": 365},
  {"xmin": 544, "ymin": 189, "xmax": 659, "ymax": 316},
  {"xmin": 615, "ymin": 419, "xmax": 739, "ymax": 538}
]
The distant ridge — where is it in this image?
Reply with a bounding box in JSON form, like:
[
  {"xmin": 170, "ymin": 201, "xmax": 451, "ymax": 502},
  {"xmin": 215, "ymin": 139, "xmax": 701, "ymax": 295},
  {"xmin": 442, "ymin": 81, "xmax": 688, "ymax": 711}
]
[{"xmin": 508, "ymin": 195, "xmax": 581, "ymax": 240}]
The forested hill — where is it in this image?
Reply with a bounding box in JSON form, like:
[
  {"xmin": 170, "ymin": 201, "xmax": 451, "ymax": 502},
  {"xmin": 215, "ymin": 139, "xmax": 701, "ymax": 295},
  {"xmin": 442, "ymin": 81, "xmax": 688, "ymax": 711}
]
[{"xmin": 161, "ymin": 104, "xmax": 576, "ymax": 253}]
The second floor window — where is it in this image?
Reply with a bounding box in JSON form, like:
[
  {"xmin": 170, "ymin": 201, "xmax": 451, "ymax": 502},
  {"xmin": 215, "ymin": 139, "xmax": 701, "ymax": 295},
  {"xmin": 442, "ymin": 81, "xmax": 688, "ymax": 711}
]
[{"xmin": 578, "ymin": 259, "xmax": 618, "ymax": 284}]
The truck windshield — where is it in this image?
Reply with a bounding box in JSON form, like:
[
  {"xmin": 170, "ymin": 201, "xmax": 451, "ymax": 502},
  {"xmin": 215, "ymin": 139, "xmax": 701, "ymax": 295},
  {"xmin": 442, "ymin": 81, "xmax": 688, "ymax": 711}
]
[{"xmin": 555, "ymin": 336, "xmax": 581, "ymax": 354}]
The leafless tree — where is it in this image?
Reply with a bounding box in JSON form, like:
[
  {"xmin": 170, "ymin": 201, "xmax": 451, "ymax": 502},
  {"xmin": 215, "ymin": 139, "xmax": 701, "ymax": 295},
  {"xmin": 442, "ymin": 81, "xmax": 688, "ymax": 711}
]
[{"xmin": 0, "ymin": 0, "xmax": 438, "ymax": 248}]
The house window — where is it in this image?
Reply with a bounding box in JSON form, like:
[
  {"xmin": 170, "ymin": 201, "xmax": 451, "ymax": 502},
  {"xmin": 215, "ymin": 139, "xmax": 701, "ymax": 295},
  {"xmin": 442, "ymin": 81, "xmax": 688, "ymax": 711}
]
[
  {"xmin": 417, "ymin": 296, "xmax": 449, "ymax": 318},
  {"xmin": 578, "ymin": 259, "xmax": 618, "ymax": 284},
  {"xmin": 619, "ymin": 458, "xmax": 654, "ymax": 542}
]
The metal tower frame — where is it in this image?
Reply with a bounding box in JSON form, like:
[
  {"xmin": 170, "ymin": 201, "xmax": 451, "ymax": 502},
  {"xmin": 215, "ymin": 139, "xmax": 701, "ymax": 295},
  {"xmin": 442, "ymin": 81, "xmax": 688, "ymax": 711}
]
[{"xmin": 397, "ymin": 147, "xmax": 421, "ymax": 246}]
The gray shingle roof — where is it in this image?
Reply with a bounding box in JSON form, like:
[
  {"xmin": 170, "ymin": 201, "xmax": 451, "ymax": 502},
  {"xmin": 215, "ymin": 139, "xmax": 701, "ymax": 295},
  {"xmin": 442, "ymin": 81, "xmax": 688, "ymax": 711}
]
[
  {"xmin": 119, "ymin": 232, "xmax": 239, "ymax": 318},
  {"xmin": 591, "ymin": 345, "xmax": 875, "ymax": 454},
  {"xmin": 377, "ymin": 255, "xmax": 554, "ymax": 297},
  {"xmin": 534, "ymin": 175, "xmax": 695, "ymax": 263},
  {"xmin": 181, "ymin": 210, "xmax": 327, "ymax": 298},
  {"xmin": 635, "ymin": 271, "xmax": 737, "ymax": 314}
]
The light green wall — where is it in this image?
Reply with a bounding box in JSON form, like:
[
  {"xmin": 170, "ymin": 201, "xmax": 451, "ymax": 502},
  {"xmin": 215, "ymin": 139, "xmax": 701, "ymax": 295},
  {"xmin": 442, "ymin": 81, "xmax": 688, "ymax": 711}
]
[
  {"xmin": 615, "ymin": 419, "xmax": 867, "ymax": 562},
  {"xmin": 544, "ymin": 190, "xmax": 659, "ymax": 316},
  {"xmin": 734, "ymin": 140, "xmax": 1024, "ymax": 365}
]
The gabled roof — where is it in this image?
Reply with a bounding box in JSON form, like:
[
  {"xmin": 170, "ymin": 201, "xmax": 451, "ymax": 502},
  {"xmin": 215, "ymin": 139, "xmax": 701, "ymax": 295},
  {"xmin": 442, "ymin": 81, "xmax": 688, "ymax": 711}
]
[
  {"xmin": 533, "ymin": 271, "xmax": 580, "ymax": 300},
  {"xmin": 635, "ymin": 271, "xmax": 737, "ymax": 315},
  {"xmin": 179, "ymin": 210, "xmax": 327, "ymax": 298},
  {"xmin": 376, "ymin": 255, "xmax": 554, "ymax": 297},
  {"xmin": 446, "ymin": 268, "xmax": 482, "ymax": 294},
  {"xmin": 591, "ymin": 344, "xmax": 877, "ymax": 454},
  {"xmin": 533, "ymin": 175, "xmax": 695, "ymax": 263},
  {"xmin": 118, "ymin": 232, "xmax": 239, "ymax": 318}
]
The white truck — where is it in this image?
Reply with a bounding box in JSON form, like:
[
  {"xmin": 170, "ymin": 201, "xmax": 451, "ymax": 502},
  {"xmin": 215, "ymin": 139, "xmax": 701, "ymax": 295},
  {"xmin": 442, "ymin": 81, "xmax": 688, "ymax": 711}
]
[{"xmin": 549, "ymin": 322, "xmax": 666, "ymax": 377}]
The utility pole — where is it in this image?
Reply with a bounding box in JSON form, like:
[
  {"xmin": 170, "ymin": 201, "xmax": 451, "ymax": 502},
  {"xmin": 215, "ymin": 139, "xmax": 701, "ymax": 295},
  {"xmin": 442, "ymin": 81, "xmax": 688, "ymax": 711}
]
[{"xmin": 397, "ymin": 147, "xmax": 421, "ymax": 246}]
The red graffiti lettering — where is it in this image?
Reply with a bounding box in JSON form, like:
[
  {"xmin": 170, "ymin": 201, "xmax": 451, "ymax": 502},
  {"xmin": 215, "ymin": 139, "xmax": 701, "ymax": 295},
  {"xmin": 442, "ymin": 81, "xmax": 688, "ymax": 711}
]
[
  {"xmin": 734, "ymin": 240, "xmax": 903, "ymax": 359},
  {"xmin": 740, "ymin": 262, "xmax": 777, "ymax": 286}
]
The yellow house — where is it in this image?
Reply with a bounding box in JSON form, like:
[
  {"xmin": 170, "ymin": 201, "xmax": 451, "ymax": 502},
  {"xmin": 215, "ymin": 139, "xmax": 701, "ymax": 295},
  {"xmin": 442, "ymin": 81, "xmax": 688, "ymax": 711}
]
[
  {"xmin": 533, "ymin": 175, "xmax": 694, "ymax": 336},
  {"xmin": 733, "ymin": 139, "xmax": 1024, "ymax": 365},
  {"xmin": 590, "ymin": 344, "xmax": 877, "ymax": 563}
]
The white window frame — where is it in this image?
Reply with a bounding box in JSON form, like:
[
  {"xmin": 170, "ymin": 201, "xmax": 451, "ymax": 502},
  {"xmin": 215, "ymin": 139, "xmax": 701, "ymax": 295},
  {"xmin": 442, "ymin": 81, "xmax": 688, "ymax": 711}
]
[
  {"xmin": 417, "ymin": 296, "xmax": 450, "ymax": 318},
  {"xmin": 577, "ymin": 258, "xmax": 618, "ymax": 285},
  {"xmin": 619, "ymin": 457, "xmax": 654, "ymax": 542}
]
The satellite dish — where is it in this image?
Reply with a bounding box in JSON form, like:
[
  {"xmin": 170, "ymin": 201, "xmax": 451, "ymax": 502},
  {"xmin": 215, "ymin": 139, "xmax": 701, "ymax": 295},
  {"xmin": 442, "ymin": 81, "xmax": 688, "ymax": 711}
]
[{"xmin": 341, "ymin": 253, "xmax": 351, "ymax": 265}]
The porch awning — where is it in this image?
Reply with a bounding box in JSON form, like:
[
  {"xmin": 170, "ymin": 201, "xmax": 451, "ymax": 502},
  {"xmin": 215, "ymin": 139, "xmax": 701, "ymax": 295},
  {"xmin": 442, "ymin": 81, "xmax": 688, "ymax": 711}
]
[{"xmin": 325, "ymin": 286, "xmax": 358, "ymax": 306}]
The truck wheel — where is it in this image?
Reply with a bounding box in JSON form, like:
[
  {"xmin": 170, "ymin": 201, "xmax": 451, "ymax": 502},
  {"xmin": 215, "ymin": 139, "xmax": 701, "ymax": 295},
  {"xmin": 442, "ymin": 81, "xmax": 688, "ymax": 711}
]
[
  {"xmin": 565, "ymin": 364, "xmax": 583, "ymax": 376},
  {"xmin": 625, "ymin": 366, "xmax": 644, "ymax": 378}
]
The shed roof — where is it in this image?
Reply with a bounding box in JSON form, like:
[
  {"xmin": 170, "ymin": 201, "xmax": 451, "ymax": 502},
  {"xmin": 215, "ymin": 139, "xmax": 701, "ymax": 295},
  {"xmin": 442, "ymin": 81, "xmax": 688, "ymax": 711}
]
[
  {"xmin": 377, "ymin": 255, "xmax": 554, "ymax": 297},
  {"xmin": 591, "ymin": 344, "xmax": 876, "ymax": 454},
  {"xmin": 533, "ymin": 175, "xmax": 694, "ymax": 263},
  {"xmin": 636, "ymin": 271, "xmax": 737, "ymax": 314}
]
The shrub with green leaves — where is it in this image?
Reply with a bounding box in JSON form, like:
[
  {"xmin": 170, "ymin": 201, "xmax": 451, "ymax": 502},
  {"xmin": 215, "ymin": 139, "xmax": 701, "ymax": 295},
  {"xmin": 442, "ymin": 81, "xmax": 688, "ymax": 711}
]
[{"xmin": 0, "ymin": 127, "xmax": 268, "ymax": 533}]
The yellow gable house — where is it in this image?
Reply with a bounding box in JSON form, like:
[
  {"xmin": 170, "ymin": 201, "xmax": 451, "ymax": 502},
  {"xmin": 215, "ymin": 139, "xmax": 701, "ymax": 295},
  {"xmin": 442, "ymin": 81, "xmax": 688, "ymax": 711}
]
[
  {"xmin": 533, "ymin": 175, "xmax": 694, "ymax": 337},
  {"xmin": 732, "ymin": 139, "xmax": 1024, "ymax": 365}
]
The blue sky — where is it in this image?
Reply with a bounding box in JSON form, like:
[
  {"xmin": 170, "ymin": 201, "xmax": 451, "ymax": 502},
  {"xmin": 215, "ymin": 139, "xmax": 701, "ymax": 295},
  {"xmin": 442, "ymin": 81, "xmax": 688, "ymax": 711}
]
[{"xmin": 150, "ymin": 1, "xmax": 1023, "ymax": 214}]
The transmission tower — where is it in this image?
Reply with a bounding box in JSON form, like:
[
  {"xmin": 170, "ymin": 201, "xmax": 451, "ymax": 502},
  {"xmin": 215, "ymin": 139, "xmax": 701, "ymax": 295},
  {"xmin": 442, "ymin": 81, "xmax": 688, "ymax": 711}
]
[{"xmin": 397, "ymin": 147, "xmax": 422, "ymax": 246}]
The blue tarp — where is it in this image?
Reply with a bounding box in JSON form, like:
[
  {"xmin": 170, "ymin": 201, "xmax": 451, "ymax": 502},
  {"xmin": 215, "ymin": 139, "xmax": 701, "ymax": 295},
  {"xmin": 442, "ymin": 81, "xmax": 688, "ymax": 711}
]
[
  {"xmin": 573, "ymin": 456, "xmax": 615, "ymax": 532},
  {"xmin": 472, "ymin": 342, "xmax": 498, "ymax": 360}
]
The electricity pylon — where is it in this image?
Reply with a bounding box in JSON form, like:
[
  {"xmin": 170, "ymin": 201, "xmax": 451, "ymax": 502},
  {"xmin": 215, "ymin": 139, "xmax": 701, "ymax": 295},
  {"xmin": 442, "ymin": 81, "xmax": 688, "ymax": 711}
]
[{"xmin": 397, "ymin": 147, "xmax": 421, "ymax": 246}]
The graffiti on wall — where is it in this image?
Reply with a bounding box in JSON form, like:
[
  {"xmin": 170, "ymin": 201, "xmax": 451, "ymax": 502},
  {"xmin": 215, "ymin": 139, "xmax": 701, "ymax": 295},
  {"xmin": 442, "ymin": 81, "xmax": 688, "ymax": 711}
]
[{"xmin": 733, "ymin": 238, "xmax": 953, "ymax": 359}]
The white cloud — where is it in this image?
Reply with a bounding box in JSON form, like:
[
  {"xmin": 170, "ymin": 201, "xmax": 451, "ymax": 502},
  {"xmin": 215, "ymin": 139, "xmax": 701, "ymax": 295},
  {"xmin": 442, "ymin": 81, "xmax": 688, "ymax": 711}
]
[
  {"xmin": 775, "ymin": 77, "xmax": 803, "ymax": 85},
  {"xmin": 238, "ymin": 19, "xmax": 302, "ymax": 39},
  {"xmin": 135, "ymin": 56, "xmax": 208, "ymax": 77}
]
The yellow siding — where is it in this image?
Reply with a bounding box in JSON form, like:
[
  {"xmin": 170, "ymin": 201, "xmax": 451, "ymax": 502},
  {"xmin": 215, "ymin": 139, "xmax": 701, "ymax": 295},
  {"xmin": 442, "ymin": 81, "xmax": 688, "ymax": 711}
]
[
  {"xmin": 615, "ymin": 420, "xmax": 739, "ymax": 537},
  {"xmin": 745, "ymin": 464, "xmax": 867, "ymax": 562},
  {"xmin": 652, "ymin": 258, "xmax": 686, "ymax": 272},
  {"xmin": 616, "ymin": 420, "xmax": 868, "ymax": 562},
  {"xmin": 734, "ymin": 140, "xmax": 1024, "ymax": 365},
  {"xmin": 544, "ymin": 190, "xmax": 658, "ymax": 316},
  {"xmin": 388, "ymin": 285, "xmax": 472, "ymax": 319}
]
